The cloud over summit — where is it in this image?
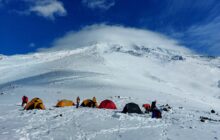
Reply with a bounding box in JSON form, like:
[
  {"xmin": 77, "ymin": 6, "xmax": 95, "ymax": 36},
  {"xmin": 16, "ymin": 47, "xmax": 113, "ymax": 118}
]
[{"xmin": 47, "ymin": 24, "xmax": 189, "ymax": 53}]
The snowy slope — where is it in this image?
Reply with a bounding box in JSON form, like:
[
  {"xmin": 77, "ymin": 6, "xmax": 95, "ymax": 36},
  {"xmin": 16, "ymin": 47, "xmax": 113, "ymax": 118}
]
[{"xmin": 0, "ymin": 41, "xmax": 220, "ymax": 140}]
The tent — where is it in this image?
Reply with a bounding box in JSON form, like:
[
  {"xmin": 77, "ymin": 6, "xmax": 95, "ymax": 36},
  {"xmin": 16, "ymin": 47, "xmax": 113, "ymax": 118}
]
[
  {"xmin": 56, "ymin": 100, "xmax": 75, "ymax": 107},
  {"xmin": 122, "ymin": 103, "xmax": 143, "ymax": 114},
  {"xmin": 99, "ymin": 99, "xmax": 117, "ymax": 109},
  {"xmin": 81, "ymin": 99, "xmax": 97, "ymax": 108},
  {"xmin": 24, "ymin": 97, "xmax": 45, "ymax": 110}
]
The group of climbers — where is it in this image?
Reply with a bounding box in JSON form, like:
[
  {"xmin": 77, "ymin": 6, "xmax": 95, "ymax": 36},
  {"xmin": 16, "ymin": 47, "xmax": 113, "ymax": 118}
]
[
  {"xmin": 122, "ymin": 101, "xmax": 162, "ymax": 119},
  {"xmin": 22, "ymin": 95, "xmax": 163, "ymax": 119},
  {"xmin": 142, "ymin": 101, "xmax": 162, "ymax": 118}
]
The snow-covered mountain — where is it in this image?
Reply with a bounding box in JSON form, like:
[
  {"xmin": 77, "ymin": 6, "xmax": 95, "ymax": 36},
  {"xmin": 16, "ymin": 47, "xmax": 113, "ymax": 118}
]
[
  {"xmin": 0, "ymin": 26, "xmax": 220, "ymax": 140},
  {"xmin": 0, "ymin": 43, "xmax": 219, "ymax": 105}
]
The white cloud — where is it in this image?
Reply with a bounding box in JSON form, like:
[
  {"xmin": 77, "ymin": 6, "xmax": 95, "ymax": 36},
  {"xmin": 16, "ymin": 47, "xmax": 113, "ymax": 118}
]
[
  {"xmin": 182, "ymin": 16, "xmax": 220, "ymax": 56},
  {"xmin": 29, "ymin": 0, "xmax": 67, "ymax": 19},
  {"xmin": 82, "ymin": 0, "xmax": 115, "ymax": 10},
  {"xmin": 0, "ymin": 0, "xmax": 67, "ymax": 19},
  {"xmin": 162, "ymin": 0, "xmax": 220, "ymax": 56},
  {"xmin": 45, "ymin": 24, "xmax": 188, "ymax": 53}
]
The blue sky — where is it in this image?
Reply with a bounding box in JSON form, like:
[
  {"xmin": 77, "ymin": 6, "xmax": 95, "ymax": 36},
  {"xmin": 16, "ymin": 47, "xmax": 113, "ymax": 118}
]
[{"xmin": 0, "ymin": 0, "xmax": 220, "ymax": 55}]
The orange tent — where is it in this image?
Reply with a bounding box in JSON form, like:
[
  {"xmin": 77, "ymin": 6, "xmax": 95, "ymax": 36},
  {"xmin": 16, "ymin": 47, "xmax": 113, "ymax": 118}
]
[{"xmin": 56, "ymin": 100, "xmax": 75, "ymax": 107}]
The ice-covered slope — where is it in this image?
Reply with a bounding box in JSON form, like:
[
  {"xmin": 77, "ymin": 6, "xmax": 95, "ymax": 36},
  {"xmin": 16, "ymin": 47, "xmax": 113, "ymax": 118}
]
[
  {"xmin": 0, "ymin": 43, "xmax": 219, "ymax": 106},
  {"xmin": 0, "ymin": 35, "xmax": 220, "ymax": 139}
]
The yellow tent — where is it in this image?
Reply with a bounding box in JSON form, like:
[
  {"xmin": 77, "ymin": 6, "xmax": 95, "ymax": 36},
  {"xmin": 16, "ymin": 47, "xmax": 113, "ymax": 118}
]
[
  {"xmin": 81, "ymin": 97, "xmax": 98, "ymax": 108},
  {"xmin": 56, "ymin": 99, "xmax": 75, "ymax": 107},
  {"xmin": 24, "ymin": 97, "xmax": 46, "ymax": 110}
]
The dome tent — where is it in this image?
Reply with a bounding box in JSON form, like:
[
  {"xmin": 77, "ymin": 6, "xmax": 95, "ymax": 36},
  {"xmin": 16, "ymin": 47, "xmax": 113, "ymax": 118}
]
[
  {"xmin": 56, "ymin": 100, "xmax": 75, "ymax": 107},
  {"xmin": 99, "ymin": 99, "xmax": 117, "ymax": 109},
  {"xmin": 122, "ymin": 103, "xmax": 143, "ymax": 114},
  {"xmin": 81, "ymin": 98, "xmax": 98, "ymax": 108},
  {"xmin": 24, "ymin": 97, "xmax": 45, "ymax": 110}
]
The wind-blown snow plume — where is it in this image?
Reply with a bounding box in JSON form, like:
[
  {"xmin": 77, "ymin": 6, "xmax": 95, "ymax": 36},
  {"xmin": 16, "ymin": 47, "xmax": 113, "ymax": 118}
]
[{"xmin": 46, "ymin": 24, "xmax": 189, "ymax": 53}]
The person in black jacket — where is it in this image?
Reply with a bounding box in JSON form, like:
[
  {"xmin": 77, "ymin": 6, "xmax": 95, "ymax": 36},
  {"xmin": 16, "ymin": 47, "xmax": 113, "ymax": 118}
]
[{"xmin": 150, "ymin": 100, "xmax": 157, "ymax": 111}]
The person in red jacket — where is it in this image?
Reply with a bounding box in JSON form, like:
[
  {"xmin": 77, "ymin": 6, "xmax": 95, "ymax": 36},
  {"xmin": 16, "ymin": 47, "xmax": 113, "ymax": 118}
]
[
  {"xmin": 22, "ymin": 95, "xmax": 28, "ymax": 107},
  {"xmin": 142, "ymin": 104, "xmax": 151, "ymax": 113}
]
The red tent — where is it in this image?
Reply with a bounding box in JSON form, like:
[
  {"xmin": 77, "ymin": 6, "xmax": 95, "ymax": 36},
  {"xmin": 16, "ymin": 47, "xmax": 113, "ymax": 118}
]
[{"xmin": 99, "ymin": 99, "xmax": 117, "ymax": 109}]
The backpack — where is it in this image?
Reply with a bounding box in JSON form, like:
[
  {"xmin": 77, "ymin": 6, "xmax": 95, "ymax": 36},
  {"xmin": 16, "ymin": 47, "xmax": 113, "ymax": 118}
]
[{"xmin": 152, "ymin": 109, "xmax": 162, "ymax": 119}]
